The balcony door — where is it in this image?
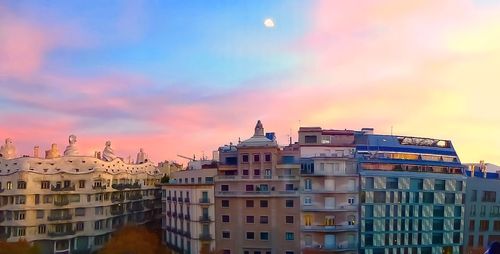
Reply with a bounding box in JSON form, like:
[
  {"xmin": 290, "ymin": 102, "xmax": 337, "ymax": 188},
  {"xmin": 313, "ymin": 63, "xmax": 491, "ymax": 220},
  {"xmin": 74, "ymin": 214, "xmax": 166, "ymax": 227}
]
[{"xmin": 324, "ymin": 234, "xmax": 336, "ymax": 249}]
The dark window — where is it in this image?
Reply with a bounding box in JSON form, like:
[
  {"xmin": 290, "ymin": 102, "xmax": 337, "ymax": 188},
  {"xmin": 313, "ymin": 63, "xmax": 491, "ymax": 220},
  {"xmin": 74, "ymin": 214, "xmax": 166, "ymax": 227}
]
[
  {"xmin": 445, "ymin": 193, "xmax": 455, "ymax": 204},
  {"xmin": 374, "ymin": 192, "xmax": 386, "ymax": 203},
  {"xmin": 260, "ymin": 216, "xmax": 268, "ymax": 224},
  {"xmin": 222, "ymin": 231, "xmax": 230, "ymax": 239},
  {"xmin": 265, "ymin": 154, "xmax": 271, "ymax": 162},
  {"xmin": 242, "ymin": 154, "xmax": 249, "ymax": 163},
  {"xmin": 456, "ymin": 181, "xmax": 463, "ymax": 191},
  {"xmin": 253, "ymin": 154, "xmax": 260, "ymax": 162},
  {"xmin": 304, "ymin": 135, "xmax": 317, "ymax": 143},
  {"xmin": 365, "ymin": 220, "xmax": 373, "ymax": 231},
  {"xmin": 285, "ymin": 216, "xmax": 294, "ymax": 224},
  {"xmin": 221, "ymin": 200, "xmax": 229, "ymax": 208},
  {"xmin": 246, "ymin": 185, "xmax": 254, "ymax": 191},
  {"xmin": 386, "ymin": 177, "xmax": 398, "ymax": 189},
  {"xmin": 365, "ymin": 234, "xmax": 373, "ymax": 246},
  {"xmin": 254, "ymin": 169, "xmax": 260, "ymax": 176},
  {"xmin": 285, "ymin": 200, "xmax": 294, "ymax": 208},
  {"xmin": 479, "ymin": 220, "xmax": 489, "ymax": 231},
  {"xmin": 221, "ymin": 185, "xmax": 229, "ymax": 192},
  {"xmin": 246, "ymin": 216, "xmax": 254, "ymax": 223},
  {"xmin": 482, "ymin": 191, "xmax": 496, "ymax": 202},
  {"xmin": 222, "ymin": 215, "xmax": 230, "ymax": 223},
  {"xmin": 246, "ymin": 200, "xmax": 254, "ymax": 208},
  {"xmin": 365, "ymin": 177, "xmax": 374, "ymax": 189},
  {"xmin": 17, "ymin": 181, "xmax": 27, "ymax": 189},
  {"xmin": 453, "ymin": 233, "xmax": 461, "ymax": 244},
  {"xmin": 285, "ymin": 232, "xmax": 294, "ymax": 240},
  {"xmin": 285, "ymin": 184, "xmax": 294, "ymax": 191},
  {"xmin": 434, "ymin": 180, "xmax": 445, "ymax": 190},
  {"xmin": 454, "ymin": 219, "xmax": 461, "ymax": 230},
  {"xmin": 454, "ymin": 206, "xmax": 461, "ymax": 217},
  {"xmin": 423, "ymin": 192, "xmax": 434, "ymax": 204},
  {"xmin": 260, "ymin": 232, "xmax": 269, "ymax": 240},
  {"xmin": 432, "ymin": 233, "xmax": 443, "ymax": 244},
  {"xmin": 243, "ymin": 170, "xmax": 249, "ymax": 175},
  {"xmin": 246, "ymin": 232, "xmax": 255, "ymax": 240},
  {"xmin": 365, "ymin": 205, "xmax": 374, "ymax": 217},
  {"xmin": 472, "ymin": 190, "xmax": 477, "ymax": 202},
  {"xmin": 410, "ymin": 179, "xmax": 423, "ymax": 190},
  {"xmin": 433, "ymin": 206, "xmax": 444, "ymax": 217},
  {"xmin": 260, "ymin": 200, "xmax": 268, "ymax": 208},
  {"xmin": 433, "ymin": 219, "xmax": 444, "ymax": 230},
  {"xmin": 494, "ymin": 221, "xmax": 500, "ymax": 231},
  {"xmin": 469, "ymin": 220, "xmax": 475, "ymax": 230},
  {"xmin": 223, "ymin": 250, "xmax": 231, "ymax": 254}
]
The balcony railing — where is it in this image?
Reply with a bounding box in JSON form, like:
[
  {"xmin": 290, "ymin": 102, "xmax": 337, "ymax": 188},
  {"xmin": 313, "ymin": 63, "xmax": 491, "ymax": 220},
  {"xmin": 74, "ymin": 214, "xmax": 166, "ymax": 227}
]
[
  {"xmin": 110, "ymin": 208, "xmax": 124, "ymax": 216},
  {"xmin": 127, "ymin": 193, "xmax": 143, "ymax": 200},
  {"xmin": 111, "ymin": 183, "xmax": 141, "ymax": 190},
  {"xmin": 51, "ymin": 185, "xmax": 76, "ymax": 191},
  {"xmin": 92, "ymin": 185, "xmax": 107, "ymax": 190},
  {"xmin": 48, "ymin": 230, "xmax": 76, "ymax": 237},
  {"xmin": 300, "ymin": 168, "xmax": 357, "ymax": 176},
  {"xmin": 177, "ymin": 197, "xmax": 183, "ymax": 203},
  {"xmin": 302, "ymin": 205, "xmax": 357, "ymax": 212},
  {"xmin": 302, "ymin": 224, "xmax": 358, "ymax": 232},
  {"xmin": 184, "ymin": 197, "xmax": 190, "ymax": 203},
  {"xmin": 127, "ymin": 203, "xmax": 144, "ymax": 212},
  {"xmin": 54, "ymin": 199, "xmax": 70, "ymax": 206},
  {"xmin": 111, "ymin": 196, "xmax": 125, "ymax": 203},
  {"xmin": 199, "ymin": 198, "xmax": 210, "ymax": 204},
  {"xmin": 199, "ymin": 215, "xmax": 211, "ymax": 222},
  {"xmin": 47, "ymin": 214, "xmax": 72, "ymax": 221},
  {"xmin": 199, "ymin": 233, "xmax": 212, "ymax": 241}
]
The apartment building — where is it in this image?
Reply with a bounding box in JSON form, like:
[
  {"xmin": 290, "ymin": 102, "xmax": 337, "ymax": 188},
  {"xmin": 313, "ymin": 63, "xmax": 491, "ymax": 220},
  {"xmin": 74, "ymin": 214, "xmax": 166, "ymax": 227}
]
[
  {"xmin": 463, "ymin": 163, "xmax": 500, "ymax": 254},
  {"xmin": 298, "ymin": 127, "xmax": 359, "ymax": 254},
  {"xmin": 215, "ymin": 121, "xmax": 301, "ymax": 254},
  {"xmin": 0, "ymin": 137, "xmax": 162, "ymax": 254},
  {"xmin": 162, "ymin": 164, "xmax": 217, "ymax": 254},
  {"xmin": 356, "ymin": 133, "xmax": 466, "ymax": 254}
]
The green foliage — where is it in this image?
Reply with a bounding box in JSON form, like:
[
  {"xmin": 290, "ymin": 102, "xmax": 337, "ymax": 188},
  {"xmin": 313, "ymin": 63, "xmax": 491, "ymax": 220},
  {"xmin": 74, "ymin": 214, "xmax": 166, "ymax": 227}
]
[
  {"xmin": 99, "ymin": 225, "xmax": 171, "ymax": 254},
  {"xmin": 0, "ymin": 239, "xmax": 40, "ymax": 254},
  {"xmin": 161, "ymin": 174, "xmax": 170, "ymax": 183}
]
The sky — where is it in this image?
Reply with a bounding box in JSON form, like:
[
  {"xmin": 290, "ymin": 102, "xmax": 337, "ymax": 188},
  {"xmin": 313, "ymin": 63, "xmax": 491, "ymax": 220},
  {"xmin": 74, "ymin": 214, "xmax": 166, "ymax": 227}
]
[{"xmin": 1, "ymin": 0, "xmax": 500, "ymax": 164}]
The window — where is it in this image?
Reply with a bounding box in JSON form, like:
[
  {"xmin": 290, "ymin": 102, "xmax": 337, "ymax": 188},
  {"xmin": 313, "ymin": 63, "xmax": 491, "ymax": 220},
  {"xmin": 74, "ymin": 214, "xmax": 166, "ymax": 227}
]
[
  {"xmin": 246, "ymin": 216, "xmax": 254, "ymax": 223},
  {"xmin": 348, "ymin": 197, "xmax": 355, "ymax": 204},
  {"xmin": 285, "ymin": 200, "xmax": 294, "ymax": 208},
  {"xmin": 374, "ymin": 192, "xmax": 386, "ymax": 203},
  {"xmin": 434, "ymin": 180, "xmax": 445, "ymax": 190},
  {"xmin": 494, "ymin": 221, "xmax": 500, "ymax": 231},
  {"xmin": 432, "ymin": 233, "xmax": 443, "ymax": 244},
  {"xmin": 285, "ymin": 184, "xmax": 294, "ymax": 191},
  {"xmin": 260, "ymin": 200, "xmax": 268, "ymax": 208},
  {"xmin": 285, "ymin": 216, "xmax": 294, "ymax": 224},
  {"xmin": 246, "ymin": 185, "xmax": 254, "ymax": 191},
  {"xmin": 285, "ymin": 252, "xmax": 294, "ymax": 254},
  {"xmin": 221, "ymin": 200, "xmax": 229, "ymax": 208},
  {"xmin": 433, "ymin": 206, "xmax": 444, "ymax": 217},
  {"xmin": 456, "ymin": 181, "xmax": 463, "ymax": 191},
  {"xmin": 304, "ymin": 215, "xmax": 312, "ymax": 226},
  {"xmin": 78, "ymin": 180, "xmax": 85, "ymax": 188},
  {"xmin": 246, "ymin": 232, "xmax": 255, "ymax": 240},
  {"xmin": 246, "ymin": 200, "xmax": 254, "ymax": 208},
  {"xmin": 253, "ymin": 154, "xmax": 260, "ymax": 162},
  {"xmin": 243, "ymin": 170, "xmax": 249, "ymax": 175},
  {"xmin": 454, "ymin": 206, "xmax": 462, "ymax": 217},
  {"xmin": 423, "ymin": 192, "xmax": 434, "ymax": 203},
  {"xmin": 304, "ymin": 197, "xmax": 312, "ymax": 205},
  {"xmin": 365, "ymin": 219, "xmax": 373, "ymax": 231},
  {"xmin": 445, "ymin": 193, "xmax": 455, "ymax": 204},
  {"xmin": 254, "ymin": 169, "xmax": 260, "ymax": 176},
  {"xmin": 223, "ymin": 250, "xmax": 231, "ymax": 254},
  {"xmin": 260, "ymin": 232, "xmax": 269, "ymax": 240},
  {"xmin": 259, "ymin": 184, "xmax": 268, "ymax": 192},
  {"xmin": 75, "ymin": 208, "xmax": 85, "ymax": 216},
  {"xmin": 479, "ymin": 220, "xmax": 489, "ymax": 231},
  {"xmin": 260, "ymin": 216, "xmax": 269, "ymax": 224},
  {"xmin": 365, "ymin": 205, "xmax": 374, "ymax": 217},
  {"xmin": 305, "ymin": 235, "xmax": 312, "ymax": 246},
  {"xmin": 482, "ymin": 191, "xmax": 496, "ymax": 202},
  {"xmin": 304, "ymin": 135, "xmax": 317, "ymax": 143},
  {"xmin": 265, "ymin": 154, "xmax": 271, "ymax": 162},
  {"xmin": 285, "ymin": 232, "xmax": 294, "ymax": 240},
  {"xmin": 222, "ymin": 215, "xmax": 230, "ymax": 223},
  {"xmin": 17, "ymin": 181, "xmax": 27, "ymax": 189},
  {"xmin": 410, "ymin": 179, "xmax": 423, "ymax": 190},
  {"xmin": 242, "ymin": 154, "xmax": 249, "ymax": 163},
  {"xmin": 38, "ymin": 224, "xmax": 46, "ymax": 234},
  {"xmin": 76, "ymin": 222, "xmax": 84, "ymax": 231},
  {"xmin": 453, "ymin": 219, "xmax": 461, "ymax": 230},
  {"xmin": 472, "ymin": 190, "xmax": 477, "ymax": 202},
  {"xmin": 386, "ymin": 178, "xmax": 398, "ymax": 189},
  {"xmin": 304, "ymin": 179, "xmax": 312, "ymax": 190},
  {"xmin": 222, "ymin": 231, "xmax": 230, "ymax": 239},
  {"xmin": 6, "ymin": 181, "xmax": 12, "ymax": 190},
  {"xmin": 365, "ymin": 177, "xmax": 374, "ymax": 189},
  {"xmin": 221, "ymin": 185, "xmax": 229, "ymax": 192},
  {"xmin": 14, "ymin": 211, "xmax": 25, "ymax": 220},
  {"xmin": 41, "ymin": 181, "xmax": 50, "ymax": 189},
  {"xmin": 36, "ymin": 210, "xmax": 44, "ymax": 219}
]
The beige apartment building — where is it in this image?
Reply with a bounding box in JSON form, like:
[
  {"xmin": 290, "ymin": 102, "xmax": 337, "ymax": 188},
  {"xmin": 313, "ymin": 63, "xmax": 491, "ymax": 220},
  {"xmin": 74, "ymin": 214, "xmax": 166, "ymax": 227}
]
[
  {"xmin": 298, "ymin": 128, "xmax": 359, "ymax": 254},
  {"xmin": 162, "ymin": 163, "xmax": 217, "ymax": 254},
  {"xmin": 0, "ymin": 136, "xmax": 162, "ymax": 254},
  {"xmin": 215, "ymin": 121, "xmax": 301, "ymax": 254}
]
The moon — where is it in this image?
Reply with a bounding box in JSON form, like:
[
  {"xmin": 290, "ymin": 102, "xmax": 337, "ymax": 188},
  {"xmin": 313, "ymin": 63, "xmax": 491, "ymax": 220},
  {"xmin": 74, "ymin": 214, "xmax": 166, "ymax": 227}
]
[{"xmin": 264, "ymin": 18, "xmax": 275, "ymax": 28}]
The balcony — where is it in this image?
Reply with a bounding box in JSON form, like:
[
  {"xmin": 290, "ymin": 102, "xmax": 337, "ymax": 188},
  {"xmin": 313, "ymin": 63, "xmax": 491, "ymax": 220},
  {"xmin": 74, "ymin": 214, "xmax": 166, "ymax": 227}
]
[
  {"xmin": 300, "ymin": 168, "xmax": 357, "ymax": 176},
  {"xmin": 302, "ymin": 188, "xmax": 358, "ymax": 194},
  {"xmin": 127, "ymin": 203, "xmax": 144, "ymax": 212},
  {"xmin": 199, "ymin": 233, "xmax": 213, "ymax": 241},
  {"xmin": 304, "ymin": 243, "xmax": 357, "ymax": 253},
  {"xmin": 144, "ymin": 202, "xmax": 154, "ymax": 209},
  {"xmin": 47, "ymin": 214, "xmax": 72, "ymax": 221},
  {"xmin": 92, "ymin": 185, "xmax": 107, "ymax": 191},
  {"xmin": 110, "ymin": 208, "xmax": 124, "ymax": 216},
  {"xmin": 111, "ymin": 196, "xmax": 125, "ymax": 203},
  {"xmin": 127, "ymin": 193, "xmax": 143, "ymax": 201},
  {"xmin": 199, "ymin": 198, "xmax": 210, "ymax": 204},
  {"xmin": 302, "ymin": 205, "xmax": 357, "ymax": 212},
  {"xmin": 111, "ymin": 183, "xmax": 141, "ymax": 190},
  {"xmin": 199, "ymin": 215, "xmax": 211, "ymax": 222},
  {"xmin": 302, "ymin": 225, "xmax": 358, "ymax": 232},
  {"xmin": 54, "ymin": 199, "xmax": 70, "ymax": 206},
  {"xmin": 48, "ymin": 230, "xmax": 76, "ymax": 237},
  {"xmin": 51, "ymin": 185, "xmax": 75, "ymax": 192},
  {"xmin": 184, "ymin": 197, "xmax": 190, "ymax": 203},
  {"xmin": 177, "ymin": 197, "xmax": 183, "ymax": 203}
]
